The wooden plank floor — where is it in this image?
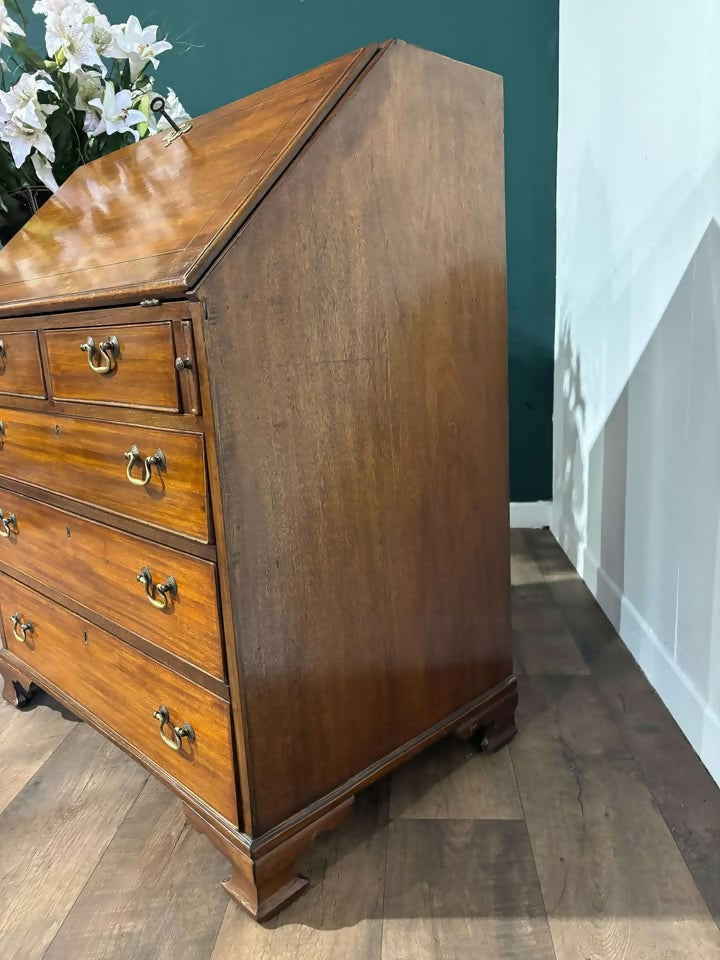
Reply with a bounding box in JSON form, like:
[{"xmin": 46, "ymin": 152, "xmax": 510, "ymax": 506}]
[{"xmin": 1, "ymin": 529, "xmax": 719, "ymax": 959}]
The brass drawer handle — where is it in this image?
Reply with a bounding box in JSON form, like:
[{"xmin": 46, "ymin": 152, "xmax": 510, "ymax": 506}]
[
  {"xmin": 153, "ymin": 705, "xmax": 195, "ymax": 751},
  {"xmin": 124, "ymin": 445, "xmax": 166, "ymax": 486},
  {"xmin": 9, "ymin": 612, "xmax": 33, "ymax": 644},
  {"xmin": 0, "ymin": 510, "xmax": 16, "ymax": 537},
  {"xmin": 81, "ymin": 335, "xmax": 119, "ymax": 375},
  {"xmin": 137, "ymin": 566, "xmax": 177, "ymax": 609}
]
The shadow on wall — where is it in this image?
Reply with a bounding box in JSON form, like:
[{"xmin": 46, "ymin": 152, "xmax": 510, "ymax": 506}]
[
  {"xmin": 556, "ymin": 218, "xmax": 720, "ymax": 730},
  {"xmin": 553, "ymin": 313, "xmax": 586, "ymax": 561}
]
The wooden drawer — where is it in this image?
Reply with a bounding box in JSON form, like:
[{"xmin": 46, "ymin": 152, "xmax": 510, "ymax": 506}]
[
  {"xmin": 0, "ymin": 331, "xmax": 45, "ymax": 398},
  {"xmin": 0, "ymin": 408, "xmax": 210, "ymax": 542},
  {"xmin": 0, "ymin": 490, "xmax": 223, "ymax": 680},
  {"xmin": 43, "ymin": 322, "xmax": 179, "ymax": 411},
  {"xmin": 0, "ymin": 576, "xmax": 237, "ymax": 824}
]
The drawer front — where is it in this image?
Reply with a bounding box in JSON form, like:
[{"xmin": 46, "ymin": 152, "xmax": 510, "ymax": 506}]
[
  {"xmin": 0, "ymin": 576, "xmax": 237, "ymax": 824},
  {"xmin": 43, "ymin": 322, "xmax": 180, "ymax": 411},
  {"xmin": 0, "ymin": 409, "xmax": 210, "ymax": 542},
  {"xmin": 0, "ymin": 490, "xmax": 223, "ymax": 680},
  {"xmin": 0, "ymin": 332, "xmax": 45, "ymax": 398}
]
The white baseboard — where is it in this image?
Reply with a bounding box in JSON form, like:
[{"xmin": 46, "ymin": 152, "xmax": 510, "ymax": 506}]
[
  {"xmin": 509, "ymin": 501, "xmax": 550, "ymax": 528},
  {"xmin": 550, "ymin": 510, "xmax": 720, "ymax": 788}
]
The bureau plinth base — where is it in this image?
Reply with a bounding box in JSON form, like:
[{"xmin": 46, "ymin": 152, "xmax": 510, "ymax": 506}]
[
  {"xmin": 454, "ymin": 679, "xmax": 518, "ymax": 751},
  {"xmin": 0, "ymin": 658, "xmax": 38, "ymax": 708},
  {"xmin": 183, "ymin": 798, "xmax": 354, "ymax": 921}
]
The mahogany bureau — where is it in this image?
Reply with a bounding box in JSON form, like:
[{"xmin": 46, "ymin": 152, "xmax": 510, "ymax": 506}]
[{"xmin": 0, "ymin": 40, "xmax": 517, "ymax": 920}]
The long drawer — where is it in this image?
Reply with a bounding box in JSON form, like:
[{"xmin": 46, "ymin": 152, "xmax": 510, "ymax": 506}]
[
  {"xmin": 0, "ymin": 408, "xmax": 210, "ymax": 542},
  {"xmin": 0, "ymin": 490, "xmax": 223, "ymax": 680},
  {"xmin": 0, "ymin": 575, "xmax": 237, "ymax": 824}
]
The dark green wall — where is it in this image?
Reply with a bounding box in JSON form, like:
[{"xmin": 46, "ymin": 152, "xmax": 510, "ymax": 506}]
[{"xmin": 107, "ymin": 1, "xmax": 559, "ymax": 500}]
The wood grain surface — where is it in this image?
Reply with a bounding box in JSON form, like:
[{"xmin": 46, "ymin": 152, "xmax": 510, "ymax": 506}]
[
  {"xmin": 201, "ymin": 40, "xmax": 512, "ymax": 834},
  {"xmin": 0, "ymin": 723, "xmax": 149, "ymax": 960},
  {"xmin": 0, "ymin": 489, "xmax": 223, "ymax": 680},
  {"xmin": 0, "ymin": 407, "xmax": 210, "ymax": 541},
  {"xmin": 389, "ymin": 736, "xmax": 523, "ymax": 820},
  {"xmin": 0, "ymin": 331, "xmax": 45, "ymax": 398},
  {"xmin": 0, "ymin": 577, "xmax": 236, "ymax": 822},
  {"xmin": 510, "ymin": 675, "xmax": 720, "ymax": 959},
  {"xmin": 42, "ymin": 778, "xmax": 230, "ymax": 960},
  {"xmin": 383, "ymin": 819, "xmax": 556, "ymax": 960},
  {"xmin": 43, "ymin": 322, "xmax": 180, "ymax": 411},
  {"xmin": 525, "ymin": 527, "xmax": 720, "ymax": 926},
  {"xmin": 511, "ymin": 583, "xmax": 589, "ymax": 676},
  {"xmin": 0, "ymin": 47, "xmax": 378, "ymax": 316},
  {"xmin": 0, "ymin": 691, "xmax": 75, "ymax": 815}
]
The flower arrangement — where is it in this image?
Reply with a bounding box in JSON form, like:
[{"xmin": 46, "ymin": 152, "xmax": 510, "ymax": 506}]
[{"xmin": 0, "ymin": 0, "xmax": 188, "ymax": 216}]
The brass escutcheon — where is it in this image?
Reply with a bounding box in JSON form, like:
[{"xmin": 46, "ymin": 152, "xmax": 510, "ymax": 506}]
[
  {"xmin": 124, "ymin": 445, "xmax": 166, "ymax": 487},
  {"xmin": 9, "ymin": 612, "xmax": 33, "ymax": 644},
  {"xmin": 81, "ymin": 335, "xmax": 119, "ymax": 375},
  {"xmin": 0, "ymin": 509, "xmax": 16, "ymax": 537},
  {"xmin": 153, "ymin": 705, "xmax": 195, "ymax": 751},
  {"xmin": 137, "ymin": 566, "xmax": 177, "ymax": 609}
]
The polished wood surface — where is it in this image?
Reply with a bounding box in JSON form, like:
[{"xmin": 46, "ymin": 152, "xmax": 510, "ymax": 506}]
[
  {"xmin": 0, "ymin": 408, "xmax": 210, "ymax": 541},
  {"xmin": 0, "ymin": 331, "xmax": 45, "ymax": 398},
  {"xmin": 0, "ymin": 490, "xmax": 223, "ymax": 681},
  {"xmin": 3, "ymin": 533, "xmax": 720, "ymax": 959},
  {"xmin": 43, "ymin": 322, "xmax": 180, "ymax": 411},
  {"xmin": 0, "ymin": 576, "xmax": 237, "ymax": 823},
  {"xmin": 0, "ymin": 47, "xmax": 379, "ymax": 317},
  {"xmin": 201, "ymin": 41, "xmax": 510, "ymax": 833}
]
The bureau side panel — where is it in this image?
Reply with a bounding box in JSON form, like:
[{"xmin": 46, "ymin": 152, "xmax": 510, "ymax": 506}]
[{"xmin": 198, "ymin": 41, "xmax": 511, "ymax": 835}]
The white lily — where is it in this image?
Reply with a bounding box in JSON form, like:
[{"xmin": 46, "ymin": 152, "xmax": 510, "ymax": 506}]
[
  {"xmin": 73, "ymin": 67, "xmax": 104, "ymax": 134},
  {"xmin": 88, "ymin": 81, "xmax": 146, "ymax": 140},
  {"xmin": 32, "ymin": 0, "xmax": 71, "ymax": 13},
  {"xmin": 0, "ymin": 72, "xmax": 58, "ymax": 171},
  {"xmin": 0, "ymin": 72, "xmax": 57, "ymax": 127},
  {"xmin": 108, "ymin": 15, "xmax": 172, "ymax": 81},
  {"xmin": 31, "ymin": 152, "xmax": 59, "ymax": 191},
  {"xmin": 45, "ymin": 3, "xmax": 110, "ymax": 73},
  {"xmin": 0, "ymin": 104, "xmax": 56, "ymax": 170},
  {"xmin": 0, "ymin": 1, "xmax": 24, "ymax": 48}
]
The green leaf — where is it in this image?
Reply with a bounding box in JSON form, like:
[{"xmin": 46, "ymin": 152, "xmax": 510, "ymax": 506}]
[
  {"xmin": 8, "ymin": 35, "xmax": 45, "ymax": 72},
  {"xmin": 5, "ymin": 0, "xmax": 26, "ymax": 28}
]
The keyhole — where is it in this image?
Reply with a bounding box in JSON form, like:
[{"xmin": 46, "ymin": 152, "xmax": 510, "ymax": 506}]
[
  {"xmin": 82, "ymin": 630, "xmax": 88, "ymax": 645},
  {"xmin": 66, "ymin": 526, "xmax": 71, "ymax": 539},
  {"xmin": 55, "ymin": 424, "xmax": 60, "ymax": 437}
]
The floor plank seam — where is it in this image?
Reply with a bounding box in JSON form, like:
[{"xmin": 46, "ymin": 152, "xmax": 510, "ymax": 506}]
[
  {"xmin": 507, "ymin": 747, "xmax": 560, "ymax": 960},
  {"xmin": 378, "ymin": 788, "xmax": 391, "ymax": 960},
  {"xmin": 36, "ymin": 766, "xmax": 151, "ymax": 960},
  {"xmin": 524, "ymin": 529, "xmax": 720, "ymax": 934}
]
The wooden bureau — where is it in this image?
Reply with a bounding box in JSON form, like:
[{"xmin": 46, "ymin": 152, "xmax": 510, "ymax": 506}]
[{"xmin": 0, "ymin": 40, "xmax": 516, "ymax": 921}]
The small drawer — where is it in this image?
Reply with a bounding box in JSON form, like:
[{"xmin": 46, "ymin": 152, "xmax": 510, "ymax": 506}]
[
  {"xmin": 0, "ymin": 408, "xmax": 210, "ymax": 542},
  {"xmin": 0, "ymin": 576, "xmax": 237, "ymax": 824},
  {"xmin": 43, "ymin": 322, "xmax": 180, "ymax": 411},
  {"xmin": 0, "ymin": 331, "xmax": 45, "ymax": 398},
  {"xmin": 0, "ymin": 490, "xmax": 223, "ymax": 680}
]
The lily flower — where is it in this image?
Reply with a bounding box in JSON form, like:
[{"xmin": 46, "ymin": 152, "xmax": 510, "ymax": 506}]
[
  {"xmin": 108, "ymin": 15, "xmax": 172, "ymax": 81},
  {"xmin": 45, "ymin": 4, "xmax": 110, "ymax": 74},
  {"xmin": 0, "ymin": 72, "xmax": 58, "ymax": 171},
  {"xmin": 31, "ymin": 152, "xmax": 59, "ymax": 191},
  {"xmin": 88, "ymin": 81, "xmax": 146, "ymax": 141},
  {"xmin": 0, "ymin": 1, "xmax": 24, "ymax": 48},
  {"xmin": 73, "ymin": 67, "xmax": 104, "ymax": 134}
]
